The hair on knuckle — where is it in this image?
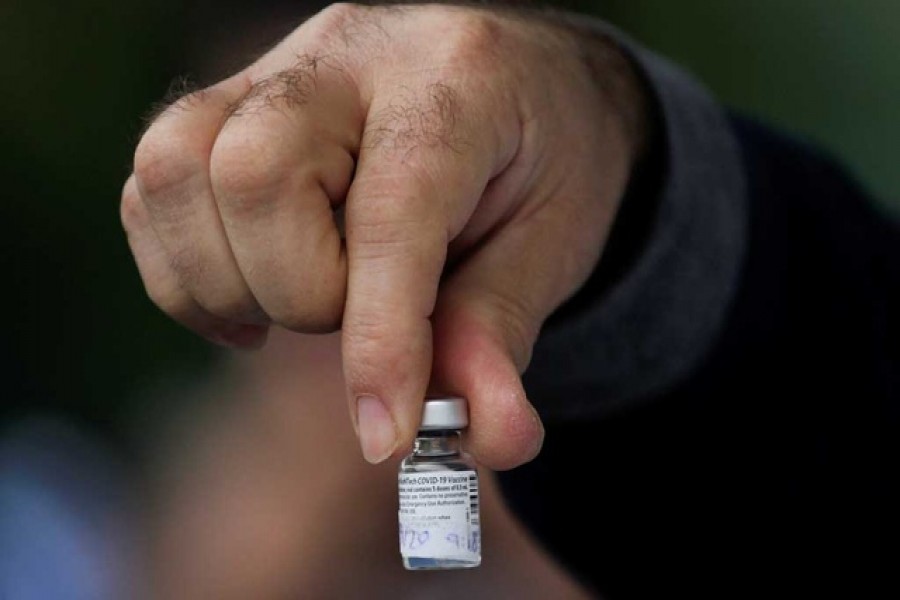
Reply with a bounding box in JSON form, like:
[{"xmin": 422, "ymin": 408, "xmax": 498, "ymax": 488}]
[
  {"xmin": 363, "ymin": 82, "xmax": 468, "ymax": 159},
  {"xmin": 336, "ymin": 4, "xmax": 387, "ymax": 50},
  {"xmin": 224, "ymin": 53, "xmax": 343, "ymax": 119},
  {"xmin": 139, "ymin": 75, "xmax": 209, "ymax": 139},
  {"xmin": 317, "ymin": 2, "xmax": 410, "ymax": 52}
]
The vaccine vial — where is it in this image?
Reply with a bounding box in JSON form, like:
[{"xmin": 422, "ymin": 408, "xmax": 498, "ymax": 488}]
[{"xmin": 398, "ymin": 397, "xmax": 481, "ymax": 570}]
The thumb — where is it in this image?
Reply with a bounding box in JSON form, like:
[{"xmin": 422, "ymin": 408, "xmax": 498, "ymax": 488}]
[
  {"xmin": 431, "ymin": 197, "xmax": 611, "ymax": 470},
  {"xmin": 431, "ymin": 293, "xmax": 545, "ymax": 471}
]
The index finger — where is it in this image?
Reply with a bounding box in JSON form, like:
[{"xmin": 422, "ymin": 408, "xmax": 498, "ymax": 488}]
[{"xmin": 342, "ymin": 80, "xmax": 516, "ymax": 463}]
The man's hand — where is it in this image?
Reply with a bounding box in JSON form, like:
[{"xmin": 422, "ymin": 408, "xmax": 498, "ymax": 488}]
[{"xmin": 122, "ymin": 3, "xmax": 645, "ymax": 469}]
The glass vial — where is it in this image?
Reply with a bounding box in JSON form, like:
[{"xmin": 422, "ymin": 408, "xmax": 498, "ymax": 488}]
[{"xmin": 398, "ymin": 397, "xmax": 481, "ymax": 570}]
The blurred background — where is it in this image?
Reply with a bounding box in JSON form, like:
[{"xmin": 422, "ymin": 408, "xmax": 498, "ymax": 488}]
[{"xmin": 1, "ymin": 0, "xmax": 897, "ymax": 596}]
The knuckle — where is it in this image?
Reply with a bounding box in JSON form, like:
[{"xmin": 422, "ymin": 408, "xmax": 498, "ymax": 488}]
[
  {"xmin": 161, "ymin": 246, "xmax": 254, "ymax": 321},
  {"xmin": 266, "ymin": 282, "xmax": 345, "ymax": 334},
  {"xmin": 119, "ymin": 180, "xmax": 147, "ymax": 232},
  {"xmin": 154, "ymin": 242, "xmax": 265, "ymax": 325},
  {"xmin": 440, "ymin": 12, "xmax": 505, "ymax": 67},
  {"xmin": 196, "ymin": 291, "xmax": 260, "ymax": 323},
  {"xmin": 351, "ymin": 217, "xmax": 421, "ymax": 258},
  {"xmin": 342, "ymin": 317, "xmax": 414, "ymax": 390},
  {"xmin": 232, "ymin": 57, "xmax": 328, "ymax": 117},
  {"xmin": 209, "ymin": 133, "xmax": 288, "ymax": 214},
  {"xmin": 133, "ymin": 126, "xmax": 205, "ymax": 208},
  {"xmin": 302, "ymin": 2, "xmax": 392, "ymax": 59},
  {"xmin": 350, "ymin": 217, "xmax": 445, "ymax": 273},
  {"xmin": 349, "ymin": 171, "xmax": 444, "ymax": 235},
  {"xmin": 364, "ymin": 83, "xmax": 465, "ymax": 157},
  {"xmin": 343, "ymin": 310, "xmax": 390, "ymax": 348},
  {"xmin": 144, "ymin": 279, "xmax": 190, "ymax": 319},
  {"xmin": 165, "ymin": 244, "xmax": 204, "ymax": 283},
  {"xmin": 304, "ymin": 2, "xmax": 362, "ymax": 48},
  {"xmin": 317, "ymin": 2, "xmax": 360, "ymax": 31},
  {"xmin": 271, "ymin": 306, "xmax": 342, "ymax": 334}
]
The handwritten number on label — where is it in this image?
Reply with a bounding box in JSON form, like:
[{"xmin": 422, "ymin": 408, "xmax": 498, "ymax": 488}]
[{"xmin": 400, "ymin": 525, "xmax": 431, "ymax": 550}]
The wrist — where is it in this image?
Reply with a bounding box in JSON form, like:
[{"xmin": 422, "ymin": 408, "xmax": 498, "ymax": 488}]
[
  {"xmin": 538, "ymin": 9, "xmax": 654, "ymax": 168},
  {"xmin": 522, "ymin": 11, "xmax": 663, "ymax": 321}
]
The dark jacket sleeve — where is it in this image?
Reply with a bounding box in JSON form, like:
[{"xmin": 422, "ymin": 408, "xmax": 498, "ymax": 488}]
[
  {"xmin": 523, "ymin": 17, "xmax": 749, "ymax": 418},
  {"xmin": 503, "ymin": 14, "xmax": 900, "ymax": 598}
]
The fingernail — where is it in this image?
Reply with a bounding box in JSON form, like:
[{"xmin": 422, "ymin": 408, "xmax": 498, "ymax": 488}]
[
  {"xmin": 527, "ymin": 401, "xmax": 546, "ymax": 459},
  {"xmin": 356, "ymin": 394, "xmax": 398, "ymax": 464}
]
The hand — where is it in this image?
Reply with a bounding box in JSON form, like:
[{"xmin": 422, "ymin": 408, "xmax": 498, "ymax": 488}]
[{"xmin": 122, "ymin": 3, "xmax": 646, "ymax": 469}]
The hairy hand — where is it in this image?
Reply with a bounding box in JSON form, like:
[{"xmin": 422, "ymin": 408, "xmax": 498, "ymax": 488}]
[{"xmin": 122, "ymin": 3, "xmax": 645, "ymax": 469}]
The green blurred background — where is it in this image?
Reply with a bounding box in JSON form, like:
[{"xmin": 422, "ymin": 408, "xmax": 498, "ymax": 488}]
[{"xmin": 2, "ymin": 0, "xmax": 897, "ymax": 447}]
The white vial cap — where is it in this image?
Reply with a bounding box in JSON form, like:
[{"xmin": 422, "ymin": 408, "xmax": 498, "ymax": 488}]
[{"xmin": 419, "ymin": 397, "xmax": 468, "ymax": 431}]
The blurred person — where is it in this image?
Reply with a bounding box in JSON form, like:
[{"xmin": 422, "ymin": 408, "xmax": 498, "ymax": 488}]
[
  {"xmin": 0, "ymin": 419, "xmax": 132, "ymax": 600},
  {"xmin": 145, "ymin": 331, "xmax": 590, "ymax": 598},
  {"xmin": 123, "ymin": 2, "xmax": 899, "ymax": 597}
]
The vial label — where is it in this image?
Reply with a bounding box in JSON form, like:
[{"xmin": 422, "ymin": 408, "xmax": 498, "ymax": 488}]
[{"xmin": 398, "ymin": 470, "xmax": 480, "ymax": 560}]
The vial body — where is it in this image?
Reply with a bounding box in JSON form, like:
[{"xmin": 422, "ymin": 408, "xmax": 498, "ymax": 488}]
[{"xmin": 398, "ymin": 430, "xmax": 481, "ymax": 570}]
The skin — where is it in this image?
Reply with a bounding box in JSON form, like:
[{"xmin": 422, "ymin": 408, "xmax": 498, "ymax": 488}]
[
  {"xmin": 145, "ymin": 331, "xmax": 593, "ymax": 598},
  {"xmin": 122, "ymin": 3, "xmax": 645, "ymax": 470}
]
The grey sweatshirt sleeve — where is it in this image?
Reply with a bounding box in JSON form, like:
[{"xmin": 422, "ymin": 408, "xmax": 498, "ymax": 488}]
[{"xmin": 523, "ymin": 16, "xmax": 748, "ymax": 419}]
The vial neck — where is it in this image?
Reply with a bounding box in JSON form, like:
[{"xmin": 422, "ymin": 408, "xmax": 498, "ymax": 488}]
[{"xmin": 414, "ymin": 430, "xmax": 461, "ymax": 457}]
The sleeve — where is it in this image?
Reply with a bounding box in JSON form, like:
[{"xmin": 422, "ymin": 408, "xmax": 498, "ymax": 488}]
[
  {"xmin": 500, "ymin": 11, "xmax": 900, "ymax": 595},
  {"xmin": 522, "ymin": 15, "xmax": 749, "ymax": 419}
]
